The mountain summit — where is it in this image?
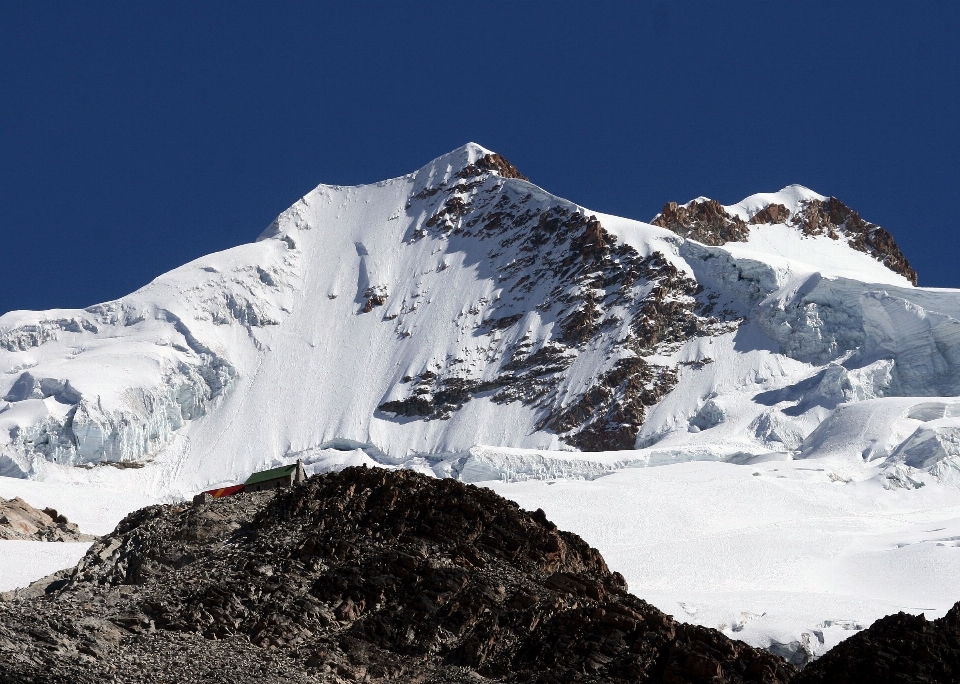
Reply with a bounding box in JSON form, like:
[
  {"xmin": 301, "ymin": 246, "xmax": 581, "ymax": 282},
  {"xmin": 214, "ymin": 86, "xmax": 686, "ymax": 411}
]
[
  {"xmin": 2, "ymin": 145, "xmax": 959, "ymax": 665},
  {"xmin": 651, "ymin": 184, "xmax": 917, "ymax": 284},
  {"xmin": 0, "ymin": 144, "xmax": 956, "ymax": 492}
]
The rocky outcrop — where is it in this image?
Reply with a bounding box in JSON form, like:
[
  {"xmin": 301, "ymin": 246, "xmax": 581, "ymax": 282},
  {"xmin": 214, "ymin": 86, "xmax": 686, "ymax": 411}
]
[
  {"xmin": 361, "ymin": 286, "xmax": 389, "ymax": 313},
  {"xmin": 457, "ymin": 152, "xmax": 529, "ymax": 181},
  {"xmin": 651, "ymin": 200, "xmax": 751, "ymax": 246},
  {"xmin": 381, "ymin": 157, "xmax": 732, "ymax": 451},
  {"xmin": 545, "ymin": 357, "xmax": 680, "ymax": 451},
  {"xmin": 789, "ymin": 197, "xmax": 918, "ymax": 285},
  {"xmin": 0, "ymin": 497, "xmax": 96, "ymax": 542},
  {"xmin": 654, "ymin": 194, "xmax": 917, "ymax": 285},
  {"xmin": 748, "ymin": 204, "xmax": 790, "ymax": 225},
  {"xmin": 0, "ymin": 467, "xmax": 796, "ymax": 683},
  {"xmin": 795, "ymin": 604, "xmax": 960, "ymax": 683}
]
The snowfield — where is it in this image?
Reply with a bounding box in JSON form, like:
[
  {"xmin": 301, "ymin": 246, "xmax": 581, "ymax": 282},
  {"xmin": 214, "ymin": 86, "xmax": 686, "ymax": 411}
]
[
  {"xmin": 487, "ymin": 456, "xmax": 960, "ymax": 665},
  {"xmin": 0, "ymin": 540, "xmax": 92, "ymax": 593},
  {"xmin": 1, "ymin": 143, "xmax": 959, "ymax": 662}
]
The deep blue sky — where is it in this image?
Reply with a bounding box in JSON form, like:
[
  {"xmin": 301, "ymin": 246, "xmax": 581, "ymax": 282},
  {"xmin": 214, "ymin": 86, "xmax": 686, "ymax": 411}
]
[{"xmin": 2, "ymin": 3, "xmax": 958, "ymax": 315}]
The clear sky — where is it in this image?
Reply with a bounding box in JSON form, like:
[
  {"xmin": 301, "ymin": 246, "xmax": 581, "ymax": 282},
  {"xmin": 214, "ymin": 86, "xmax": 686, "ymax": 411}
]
[{"xmin": 2, "ymin": 2, "xmax": 958, "ymax": 314}]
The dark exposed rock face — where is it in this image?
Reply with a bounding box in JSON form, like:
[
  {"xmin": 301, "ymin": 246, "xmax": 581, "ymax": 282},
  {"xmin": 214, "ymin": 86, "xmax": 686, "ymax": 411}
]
[
  {"xmin": 789, "ymin": 197, "xmax": 918, "ymax": 285},
  {"xmin": 381, "ymin": 154, "xmax": 733, "ymax": 451},
  {"xmin": 748, "ymin": 204, "xmax": 790, "ymax": 225},
  {"xmin": 458, "ymin": 152, "xmax": 530, "ymax": 182},
  {"xmin": 544, "ymin": 357, "xmax": 680, "ymax": 451},
  {"xmin": 0, "ymin": 496, "xmax": 96, "ymax": 542},
  {"xmin": 0, "ymin": 467, "xmax": 796, "ymax": 683},
  {"xmin": 384, "ymin": 163, "xmax": 918, "ymax": 451},
  {"xmin": 795, "ymin": 604, "xmax": 960, "ymax": 683},
  {"xmin": 652, "ymin": 195, "xmax": 917, "ymax": 285},
  {"xmin": 651, "ymin": 200, "xmax": 751, "ymax": 246},
  {"xmin": 361, "ymin": 286, "xmax": 389, "ymax": 313}
]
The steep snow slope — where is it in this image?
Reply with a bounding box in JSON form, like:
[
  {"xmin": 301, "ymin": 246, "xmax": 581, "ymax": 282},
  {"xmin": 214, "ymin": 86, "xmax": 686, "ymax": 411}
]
[
  {"xmin": 0, "ymin": 236, "xmax": 298, "ymax": 479},
  {"xmin": 2, "ymin": 143, "xmax": 959, "ymax": 660},
  {"xmin": 1, "ymin": 143, "xmax": 707, "ymax": 484},
  {"xmin": 4, "ymin": 143, "xmax": 956, "ymax": 493}
]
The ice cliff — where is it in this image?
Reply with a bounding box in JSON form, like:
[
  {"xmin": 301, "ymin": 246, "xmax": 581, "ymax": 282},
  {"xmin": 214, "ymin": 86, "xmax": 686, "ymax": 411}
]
[{"xmin": 1, "ymin": 143, "xmax": 958, "ymax": 494}]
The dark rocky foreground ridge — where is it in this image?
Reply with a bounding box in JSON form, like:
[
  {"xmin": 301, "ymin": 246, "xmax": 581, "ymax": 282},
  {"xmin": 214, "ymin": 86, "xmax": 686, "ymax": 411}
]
[
  {"xmin": 0, "ymin": 467, "xmax": 794, "ymax": 683},
  {"xmin": 0, "ymin": 467, "xmax": 956, "ymax": 683},
  {"xmin": 796, "ymin": 605, "xmax": 960, "ymax": 683}
]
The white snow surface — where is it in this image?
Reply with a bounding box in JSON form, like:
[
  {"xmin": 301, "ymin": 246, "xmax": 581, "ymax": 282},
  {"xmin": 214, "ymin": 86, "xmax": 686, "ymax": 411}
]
[
  {"xmin": 0, "ymin": 541, "xmax": 92, "ymax": 593},
  {"xmin": 1, "ymin": 144, "xmax": 959, "ymax": 661},
  {"xmin": 723, "ymin": 185, "xmax": 913, "ymax": 288},
  {"xmin": 486, "ymin": 456, "xmax": 960, "ymax": 665}
]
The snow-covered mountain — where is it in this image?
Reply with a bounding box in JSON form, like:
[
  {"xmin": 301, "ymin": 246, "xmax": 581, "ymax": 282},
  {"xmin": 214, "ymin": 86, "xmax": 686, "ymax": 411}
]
[
  {"xmin": 3, "ymin": 143, "xmax": 960, "ymax": 663},
  {"xmin": 2, "ymin": 143, "xmax": 957, "ymax": 489}
]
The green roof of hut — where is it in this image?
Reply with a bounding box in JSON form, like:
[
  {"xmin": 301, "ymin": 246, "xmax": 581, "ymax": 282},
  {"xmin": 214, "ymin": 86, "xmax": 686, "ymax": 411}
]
[{"xmin": 244, "ymin": 463, "xmax": 299, "ymax": 486}]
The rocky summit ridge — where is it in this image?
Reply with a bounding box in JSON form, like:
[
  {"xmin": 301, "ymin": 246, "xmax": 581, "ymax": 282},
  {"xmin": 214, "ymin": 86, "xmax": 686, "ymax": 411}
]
[
  {"xmin": 1, "ymin": 144, "xmax": 959, "ymax": 679},
  {"xmin": 651, "ymin": 192, "xmax": 917, "ymax": 285},
  {"xmin": 2, "ymin": 468, "xmax": 958, "ymax": 683},
  {"xmin": 2, "ymin": 142, "xmax": 951, "ymax": 494}
]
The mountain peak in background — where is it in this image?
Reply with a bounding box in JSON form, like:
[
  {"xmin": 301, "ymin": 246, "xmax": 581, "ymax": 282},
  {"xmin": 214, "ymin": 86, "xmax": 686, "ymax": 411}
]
[
  {"xmin": 2, "ymin": 144, "xmax": 959, "ymax": 663},
  {"xmin": 0, "ymin": 143, "xmax": 951, "ymax": 480},
  {"xmin": 651, "ymin": 184, "xmax": 917, "ymax": 285}
]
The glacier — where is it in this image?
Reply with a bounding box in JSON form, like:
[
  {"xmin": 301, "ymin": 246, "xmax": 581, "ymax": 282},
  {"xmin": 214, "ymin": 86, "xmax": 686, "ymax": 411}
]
[{"xmin": 2, "ymin": 142, "xmax": 959, "ymax": 664}]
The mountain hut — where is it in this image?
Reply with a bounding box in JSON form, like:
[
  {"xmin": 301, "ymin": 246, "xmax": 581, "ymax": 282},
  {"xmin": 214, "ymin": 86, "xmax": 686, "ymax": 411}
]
[{"xmin": 244, "ymin": 459, "xmax": 307, "ymax": 492}]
